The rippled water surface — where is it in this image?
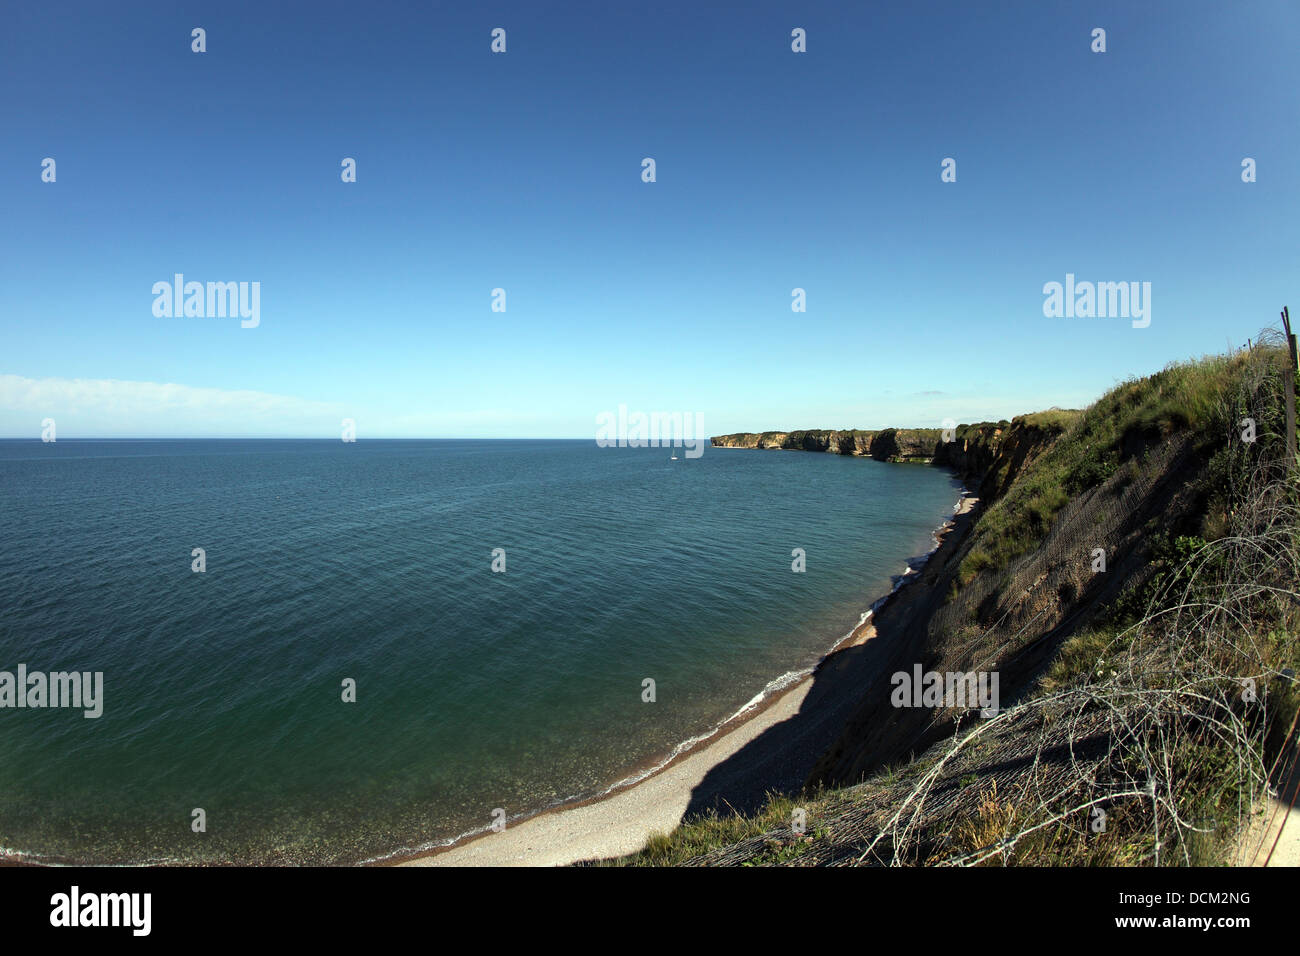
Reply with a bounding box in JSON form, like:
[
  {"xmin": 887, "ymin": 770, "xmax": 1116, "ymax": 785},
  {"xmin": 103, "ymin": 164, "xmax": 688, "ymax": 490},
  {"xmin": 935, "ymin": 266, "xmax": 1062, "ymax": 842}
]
[{"xmin": 0, "ymin": 439, "xmax": 958, "ymax": 863}]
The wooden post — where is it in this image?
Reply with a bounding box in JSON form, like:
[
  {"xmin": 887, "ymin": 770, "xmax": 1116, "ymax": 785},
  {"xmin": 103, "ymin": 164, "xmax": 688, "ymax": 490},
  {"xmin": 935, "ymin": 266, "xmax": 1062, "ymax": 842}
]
[{"xmin": 1283, "ymin": 307, "xmax": 1297, "ymax": 470}]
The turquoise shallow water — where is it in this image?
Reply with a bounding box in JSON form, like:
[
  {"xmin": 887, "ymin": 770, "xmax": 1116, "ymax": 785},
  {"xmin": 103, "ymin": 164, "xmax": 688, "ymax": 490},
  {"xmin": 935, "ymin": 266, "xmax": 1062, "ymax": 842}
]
[{"xmin": 0, "ymin": 438, "xmax": 959, "ymax": 863}]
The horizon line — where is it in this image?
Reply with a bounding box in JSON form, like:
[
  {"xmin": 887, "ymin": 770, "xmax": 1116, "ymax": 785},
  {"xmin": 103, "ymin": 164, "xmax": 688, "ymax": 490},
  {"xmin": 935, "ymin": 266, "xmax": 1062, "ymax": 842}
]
[{"xmin": 0, "ymin": 427, "xmax": 973, "ymax": 442}]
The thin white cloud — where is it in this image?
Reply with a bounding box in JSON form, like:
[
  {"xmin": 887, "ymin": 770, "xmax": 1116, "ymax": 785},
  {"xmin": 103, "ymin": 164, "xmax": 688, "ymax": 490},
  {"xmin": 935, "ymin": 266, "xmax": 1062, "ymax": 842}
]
[{"xmin": 0, "ymin": 374, "xmax": 343, "ymax": 437}]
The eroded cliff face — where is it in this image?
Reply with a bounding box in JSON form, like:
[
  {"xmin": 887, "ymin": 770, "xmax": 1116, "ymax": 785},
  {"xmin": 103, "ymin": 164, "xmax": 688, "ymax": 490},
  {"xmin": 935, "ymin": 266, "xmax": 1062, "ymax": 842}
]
[
  {"xmin": 709, "ymin": 431, "xmax": 791, "ymax": 449},
  {"xmin": 931, "ymin": 423, "xmax": 1004, "ymax": 481},
  {"xmin": 808, "ymin": 418, "xmax": 1210, "ymax": 788},
  {"xmin": 711, "ymin": 428, "xmax": 946, "ymax": 461},
  {"xmin": 866, "ymin": 428, "xmax": 947, "ymax": 461},
  {"xmin": 713, "ymin": 417, "xmax": 1072, "ymax": 479},
  {"xmin": 713, "ymin": 413, "xmax": 1117, "ymax": 786},
  {"xmin": 930, "ymin": 418, "xmax": 1068, "ymax": 499},
  {"xmin": 712, "ymin": 429, "xmax": 860, "ymax": 453}
]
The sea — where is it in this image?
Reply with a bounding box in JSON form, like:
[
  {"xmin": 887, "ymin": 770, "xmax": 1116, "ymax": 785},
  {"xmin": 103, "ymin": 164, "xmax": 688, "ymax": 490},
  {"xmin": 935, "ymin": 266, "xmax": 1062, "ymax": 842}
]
[{"xmin": 0, "ymin": 438, "xmax": 960, "ymax": 864}]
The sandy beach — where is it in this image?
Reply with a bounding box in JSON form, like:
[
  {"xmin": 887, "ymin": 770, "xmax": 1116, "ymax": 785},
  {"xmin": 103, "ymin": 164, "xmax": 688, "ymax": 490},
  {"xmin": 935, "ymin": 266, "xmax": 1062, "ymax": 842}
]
[
  {"xmin": 400, "ymin": 670, "xmax": 820, "ymax": 866},
  {"xmin": 398, "ymin": 492, "xmax": 979, "ymax": 867}
]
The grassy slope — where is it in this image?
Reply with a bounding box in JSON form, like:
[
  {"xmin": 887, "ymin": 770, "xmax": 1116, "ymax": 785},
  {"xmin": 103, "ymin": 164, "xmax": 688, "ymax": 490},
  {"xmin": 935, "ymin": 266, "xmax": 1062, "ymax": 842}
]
[{"xmin": 956, "ymin": 356, "xmax": 1252, "ymax": 587}]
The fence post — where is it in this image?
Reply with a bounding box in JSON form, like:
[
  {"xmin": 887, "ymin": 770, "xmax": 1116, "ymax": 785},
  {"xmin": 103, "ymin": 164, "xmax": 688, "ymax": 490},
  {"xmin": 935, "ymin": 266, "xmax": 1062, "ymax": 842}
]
[{"xmin": 1283, "ymin": 307, "xmax": 1297, "ymax": 470}]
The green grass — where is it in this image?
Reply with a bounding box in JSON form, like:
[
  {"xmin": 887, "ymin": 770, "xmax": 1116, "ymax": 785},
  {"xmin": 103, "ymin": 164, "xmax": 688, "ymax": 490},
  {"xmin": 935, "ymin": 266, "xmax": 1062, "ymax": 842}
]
[
  {"xmin": 954, "ymin": 352, "xmax": 1273, "ymax": 591},
  {"xmin": 600, "ymin": 792, "xmax": 821, "ymax": 866}
]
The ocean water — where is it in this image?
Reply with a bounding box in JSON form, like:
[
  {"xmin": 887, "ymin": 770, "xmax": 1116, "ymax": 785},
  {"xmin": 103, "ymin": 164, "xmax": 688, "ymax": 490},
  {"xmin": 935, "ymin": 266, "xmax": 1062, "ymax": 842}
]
[{"xmin": 0, "ymin": 439, "xmax": 959, "ymax": 864}]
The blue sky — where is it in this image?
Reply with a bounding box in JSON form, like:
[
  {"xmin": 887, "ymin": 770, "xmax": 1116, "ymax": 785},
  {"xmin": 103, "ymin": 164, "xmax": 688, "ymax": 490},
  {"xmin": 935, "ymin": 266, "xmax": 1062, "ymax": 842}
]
[{"xmin": 2, "ymin": 0, "xmax": 1296, "ymax": 438}]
